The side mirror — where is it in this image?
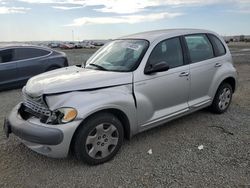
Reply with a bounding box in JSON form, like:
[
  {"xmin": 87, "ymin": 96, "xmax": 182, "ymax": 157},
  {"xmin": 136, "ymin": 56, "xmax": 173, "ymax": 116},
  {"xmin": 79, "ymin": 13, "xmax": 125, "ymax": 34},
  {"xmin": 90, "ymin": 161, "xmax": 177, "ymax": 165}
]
[{"xmin": 144, "ymin": 61, "xmax": 170, "ymax": 74}]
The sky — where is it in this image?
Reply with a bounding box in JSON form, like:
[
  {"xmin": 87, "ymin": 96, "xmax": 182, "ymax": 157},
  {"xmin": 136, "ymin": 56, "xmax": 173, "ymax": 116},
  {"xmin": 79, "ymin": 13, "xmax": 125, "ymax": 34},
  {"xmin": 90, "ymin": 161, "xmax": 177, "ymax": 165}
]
[{"xmin": 0, "ymin": 0, "xmax": 250, "ymax": 41}]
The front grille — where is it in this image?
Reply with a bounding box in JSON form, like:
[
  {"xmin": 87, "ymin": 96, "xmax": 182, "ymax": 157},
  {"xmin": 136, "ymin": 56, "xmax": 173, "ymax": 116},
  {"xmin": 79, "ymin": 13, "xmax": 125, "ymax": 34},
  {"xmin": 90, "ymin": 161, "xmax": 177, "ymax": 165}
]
[{"xmin": 22, "ymin": 89, "xmax": 51, "ymax": 117}]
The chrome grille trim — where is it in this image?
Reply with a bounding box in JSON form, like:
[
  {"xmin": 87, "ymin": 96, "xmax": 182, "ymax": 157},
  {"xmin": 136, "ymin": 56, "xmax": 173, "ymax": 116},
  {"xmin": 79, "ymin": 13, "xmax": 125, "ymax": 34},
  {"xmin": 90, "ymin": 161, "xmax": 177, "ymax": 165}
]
[{"xmin": 22, "ymin": 89, "xmax": 51, "ymax": 117}]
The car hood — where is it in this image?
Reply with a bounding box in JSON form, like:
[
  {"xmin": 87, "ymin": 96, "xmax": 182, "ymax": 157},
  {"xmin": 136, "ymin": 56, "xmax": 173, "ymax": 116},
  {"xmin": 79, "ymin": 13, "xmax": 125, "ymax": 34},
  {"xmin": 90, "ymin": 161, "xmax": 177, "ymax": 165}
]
[{"xmin": 25, "ymin": 66, "xmax": 133, "ymax": 97}]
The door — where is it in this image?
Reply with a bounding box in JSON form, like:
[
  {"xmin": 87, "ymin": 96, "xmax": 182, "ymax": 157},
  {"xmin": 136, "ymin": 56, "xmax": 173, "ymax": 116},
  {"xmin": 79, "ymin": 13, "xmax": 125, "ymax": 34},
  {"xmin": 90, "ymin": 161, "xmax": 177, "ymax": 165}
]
[
  {"xmin": 134, "ymin": 37, "xmax": 190, "ymax": 127},
  {"xmin": 184, "ymin": 34, "xmax": 220, "ymax": 107},
  {"xmin": 0, "ymin": 49, "xmax": 18, "ymax": 88}
]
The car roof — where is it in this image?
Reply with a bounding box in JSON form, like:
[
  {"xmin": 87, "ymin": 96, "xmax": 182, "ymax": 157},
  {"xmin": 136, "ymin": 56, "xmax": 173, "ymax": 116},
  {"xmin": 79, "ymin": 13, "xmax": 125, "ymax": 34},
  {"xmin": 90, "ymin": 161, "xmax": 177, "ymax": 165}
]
[
  {"xmin": 0, "ymin": 43, "xmax": 51, "ymax": 51},
  {"xmin": 0, "ymin": 43, "xmax": 31, "ymax": 48},
  {"xmin": 120, "ymin": 28, "xmax": 217, "ymax": 43}
]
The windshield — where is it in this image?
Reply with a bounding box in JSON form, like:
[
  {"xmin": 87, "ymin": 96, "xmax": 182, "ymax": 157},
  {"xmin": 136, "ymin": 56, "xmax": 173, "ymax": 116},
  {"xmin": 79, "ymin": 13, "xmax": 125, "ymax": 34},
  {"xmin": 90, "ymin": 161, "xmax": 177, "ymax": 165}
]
[{"xmin": 85, "ymin": 39, "xmax": 149, "ymax": 72}]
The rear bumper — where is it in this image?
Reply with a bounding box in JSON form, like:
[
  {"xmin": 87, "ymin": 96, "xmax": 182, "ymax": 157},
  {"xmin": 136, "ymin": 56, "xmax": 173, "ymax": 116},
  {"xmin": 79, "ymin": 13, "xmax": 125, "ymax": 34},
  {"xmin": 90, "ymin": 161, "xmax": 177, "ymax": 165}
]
[{"xmin": 4, "ymin": 103, "xmax": 82, "ymax": 158}]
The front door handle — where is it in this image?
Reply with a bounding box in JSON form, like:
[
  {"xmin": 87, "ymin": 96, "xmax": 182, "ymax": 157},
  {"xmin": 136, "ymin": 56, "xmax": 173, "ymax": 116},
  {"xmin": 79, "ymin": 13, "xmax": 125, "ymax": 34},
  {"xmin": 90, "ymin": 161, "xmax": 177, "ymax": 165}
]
[
  {"xmin": 215, "ymin": 63, "xmax": 222, "ymax": 67},
  {"xmin": 179, "ymin": 72, "xmax": 189, "ymax": 77}
]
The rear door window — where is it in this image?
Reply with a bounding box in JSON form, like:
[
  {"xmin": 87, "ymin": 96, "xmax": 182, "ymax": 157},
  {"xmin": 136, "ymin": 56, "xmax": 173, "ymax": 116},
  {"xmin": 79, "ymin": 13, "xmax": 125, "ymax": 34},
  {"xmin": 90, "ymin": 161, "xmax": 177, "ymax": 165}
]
[
  {"xmin": 185, "ymin": 34, "xmax": 214, "ymax": 63},
  {"xmin": 14, "ymin": 48, "xmax": 50, "ymax": 61},
  {"xmin": 0, "ymin": 49, "xmax": 15, "ymax": 63}
]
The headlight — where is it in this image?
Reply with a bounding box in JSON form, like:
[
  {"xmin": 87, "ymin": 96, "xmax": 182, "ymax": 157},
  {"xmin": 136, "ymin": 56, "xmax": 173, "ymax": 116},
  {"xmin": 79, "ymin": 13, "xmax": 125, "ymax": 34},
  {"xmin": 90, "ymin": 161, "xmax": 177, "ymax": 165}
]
[{"xmin": 47, "ymin": 107, "xmax": 77, "ymax": 124}]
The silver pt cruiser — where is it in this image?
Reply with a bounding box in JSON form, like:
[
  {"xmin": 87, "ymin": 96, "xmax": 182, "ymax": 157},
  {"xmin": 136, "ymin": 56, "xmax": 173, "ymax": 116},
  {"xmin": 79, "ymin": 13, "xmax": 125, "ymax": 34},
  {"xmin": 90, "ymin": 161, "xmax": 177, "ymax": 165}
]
[{"xmin": 4, "ymin": 29, "xmax": 237, "ymax": 165}]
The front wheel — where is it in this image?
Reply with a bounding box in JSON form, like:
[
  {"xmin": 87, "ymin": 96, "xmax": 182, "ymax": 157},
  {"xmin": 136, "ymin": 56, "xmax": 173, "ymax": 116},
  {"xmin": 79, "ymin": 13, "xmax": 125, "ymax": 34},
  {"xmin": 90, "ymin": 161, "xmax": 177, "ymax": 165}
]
[
  {"xmin": 210, "ymin": 83, "xmax": 233, "ymax": 114},
  {"xmin": 73, "ymin": 113, "xmax": 124, "ymax": 165}
]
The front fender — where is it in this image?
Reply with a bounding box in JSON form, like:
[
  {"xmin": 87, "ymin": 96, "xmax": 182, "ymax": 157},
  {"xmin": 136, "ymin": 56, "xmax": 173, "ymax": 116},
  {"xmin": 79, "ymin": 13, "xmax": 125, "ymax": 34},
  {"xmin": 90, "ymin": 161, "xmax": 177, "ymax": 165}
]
[{"xmin": 45, "ymin": 84, "xmax": 138, "ymax": 136}]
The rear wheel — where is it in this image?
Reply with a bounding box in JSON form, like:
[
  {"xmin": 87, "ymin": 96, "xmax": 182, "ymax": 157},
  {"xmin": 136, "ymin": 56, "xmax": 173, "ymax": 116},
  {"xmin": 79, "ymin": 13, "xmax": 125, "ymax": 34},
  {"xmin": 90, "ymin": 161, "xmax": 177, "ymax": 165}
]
[
  {"xmin": 210, "ymin": 83, "xmax": 233, "ymax": 114},
  {"xmin": 73, "ymin": 113, "xmax": 124, "ymax": 165}
]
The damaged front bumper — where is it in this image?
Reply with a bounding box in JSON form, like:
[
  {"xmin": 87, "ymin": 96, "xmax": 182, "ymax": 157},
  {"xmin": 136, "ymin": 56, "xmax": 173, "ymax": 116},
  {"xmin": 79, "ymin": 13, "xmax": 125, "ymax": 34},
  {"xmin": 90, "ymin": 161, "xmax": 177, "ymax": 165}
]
[{"xmin": 3, "ymin": 103, "xmax": 82, "ymax": 158}]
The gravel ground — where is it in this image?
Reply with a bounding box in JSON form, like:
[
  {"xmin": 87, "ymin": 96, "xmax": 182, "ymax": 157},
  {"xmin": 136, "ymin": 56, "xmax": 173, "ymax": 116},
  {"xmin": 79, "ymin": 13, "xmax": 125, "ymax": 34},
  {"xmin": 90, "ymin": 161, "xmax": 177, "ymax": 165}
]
[{"xmin": 0, "ymin": 43, "xmax": 249, "ymax": 187}]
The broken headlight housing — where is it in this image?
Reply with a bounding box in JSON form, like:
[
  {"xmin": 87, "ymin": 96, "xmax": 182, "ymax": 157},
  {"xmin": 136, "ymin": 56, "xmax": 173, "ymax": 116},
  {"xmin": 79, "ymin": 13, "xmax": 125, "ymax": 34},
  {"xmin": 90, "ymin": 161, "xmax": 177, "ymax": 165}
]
[{"xmin": 47, "ymin": 107, "xmax": 77, "ymax": 124}]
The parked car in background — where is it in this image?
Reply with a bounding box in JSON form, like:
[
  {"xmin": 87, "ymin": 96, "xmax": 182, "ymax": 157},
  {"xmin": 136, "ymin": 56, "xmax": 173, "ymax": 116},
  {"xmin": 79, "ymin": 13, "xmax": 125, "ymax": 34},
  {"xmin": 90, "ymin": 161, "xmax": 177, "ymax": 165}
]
[
  {"xmin": 48, "ymin": 43, "xmax": 60, "ymax": 48},
  {"xmin": 83, "ymin": 44, "xmax": 96, "ymax": 49},
  {"xmin": 4, "ymin": 29, "xmax": 237, "ymax": 165},
  {"xmin": 59, "ymin": 43, "xmax": 75, "ymax": 50},
  {"xmin": 93, "ymin": 42, "xmax": 105, "ymax": 46},
  {"xmin": 74, "ymin": 43, "xmax": 83, "ymax": 49},
  {"xmin": 0, "ymin": 45, "xmax": 68, "ymax": 90}
]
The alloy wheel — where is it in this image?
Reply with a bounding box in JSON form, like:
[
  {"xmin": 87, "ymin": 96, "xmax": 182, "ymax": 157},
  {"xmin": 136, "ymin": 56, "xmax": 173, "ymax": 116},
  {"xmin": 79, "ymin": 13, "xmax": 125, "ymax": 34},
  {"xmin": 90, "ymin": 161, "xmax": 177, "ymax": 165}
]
[
  {"xmin": 218, "ymin": 87, "xmax": 231, "ymax": 110},
  {"xmin": 85, "ymin": 123, "xmax": 119, "ymax": 159}
]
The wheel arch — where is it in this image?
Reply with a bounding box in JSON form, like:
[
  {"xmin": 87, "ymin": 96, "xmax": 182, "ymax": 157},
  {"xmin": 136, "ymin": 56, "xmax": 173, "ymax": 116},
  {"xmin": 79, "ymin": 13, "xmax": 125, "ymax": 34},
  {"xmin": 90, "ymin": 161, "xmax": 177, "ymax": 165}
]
[
  {"xmin": 210, "ymin": 76, "xmax": 235, "ymax": 114},
  {"xmin": 222, "ymin": 77, "xmax": 236, "ymax": 93},
  {"xmin": 215, "ymin": 76, "xmax": 236, "ymax": 95},
  {"xmin": 97, "ymin": 108, "xmax": 131, "ymax": 140},
  {"xmin": 211, "ymin": 71, "xmax": 237, "ymax": 99},
  {"xmin": 70, "ymin": 108, "xmax": 131, "ymax": 153}
]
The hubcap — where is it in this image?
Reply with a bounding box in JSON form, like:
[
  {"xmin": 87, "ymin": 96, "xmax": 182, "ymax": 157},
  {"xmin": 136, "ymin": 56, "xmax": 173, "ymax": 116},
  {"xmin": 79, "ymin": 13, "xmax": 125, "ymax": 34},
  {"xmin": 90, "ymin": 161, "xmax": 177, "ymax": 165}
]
[
  {"xmin": 218, "ymin": 87, "xmax": 231, "ymax": 110},
  {"xmin": 85, "ymin": 123, "xmax": 119, "ymax": 159}
]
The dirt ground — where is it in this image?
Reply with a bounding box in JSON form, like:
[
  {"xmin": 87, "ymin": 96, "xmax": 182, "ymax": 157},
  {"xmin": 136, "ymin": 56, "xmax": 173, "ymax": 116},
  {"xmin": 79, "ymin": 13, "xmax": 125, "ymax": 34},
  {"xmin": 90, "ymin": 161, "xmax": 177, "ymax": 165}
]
[{"xmin": 0, "ymin": 43, "xmax": 249, "ymax": 187}]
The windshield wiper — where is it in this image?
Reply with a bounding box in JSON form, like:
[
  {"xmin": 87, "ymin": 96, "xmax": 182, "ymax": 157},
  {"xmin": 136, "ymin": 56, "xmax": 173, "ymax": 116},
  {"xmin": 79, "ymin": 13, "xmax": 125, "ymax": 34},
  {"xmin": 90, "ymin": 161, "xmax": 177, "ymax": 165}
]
[{"xmin": 89, "ymin": 63, "xmax": 107, "ymax": 71}]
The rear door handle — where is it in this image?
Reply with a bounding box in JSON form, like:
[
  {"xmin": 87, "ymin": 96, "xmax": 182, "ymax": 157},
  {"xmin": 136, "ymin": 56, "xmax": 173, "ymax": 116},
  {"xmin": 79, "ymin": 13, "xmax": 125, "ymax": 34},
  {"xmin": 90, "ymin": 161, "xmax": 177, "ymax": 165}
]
[
  {"xmin": 179, "ymin": 72, "xmax": 189, "ymax": 77},
  {"xmin": 215, "ymin": 63, "xmax": 222, "ymax": 67}
]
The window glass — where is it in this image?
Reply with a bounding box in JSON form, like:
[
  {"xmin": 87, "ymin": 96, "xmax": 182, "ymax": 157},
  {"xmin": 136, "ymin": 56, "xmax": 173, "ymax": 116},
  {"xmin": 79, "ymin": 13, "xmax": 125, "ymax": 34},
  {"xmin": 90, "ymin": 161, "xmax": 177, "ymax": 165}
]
[
  {"xmin": 148, "ymin": 37, "xmax": 184, "ymax": 69},
  {"xmin": 185, "ymin": 34, "xmax": 214, "ymax": 63},
  {"xmin": 0, "ymin": 49, "xmax": 14, "ymax": 63},
  {"xmin": 86, "ymin": 39, "xmax": 149, "ymax": 72},
  {"xmin": 210, "ymin": 35, "xmax": 226, "ymax": 56},
  {"xmin": 14, "ymin": 48, "xmax": 50, "ymax": 61}
]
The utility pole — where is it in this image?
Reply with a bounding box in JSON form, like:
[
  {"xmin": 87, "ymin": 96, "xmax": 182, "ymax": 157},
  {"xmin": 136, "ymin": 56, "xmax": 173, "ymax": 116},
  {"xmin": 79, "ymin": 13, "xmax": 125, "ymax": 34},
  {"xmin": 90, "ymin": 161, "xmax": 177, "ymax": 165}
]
[{"xmin": 72, "ymin": 30, "xmax": 74, "ymax": 42}]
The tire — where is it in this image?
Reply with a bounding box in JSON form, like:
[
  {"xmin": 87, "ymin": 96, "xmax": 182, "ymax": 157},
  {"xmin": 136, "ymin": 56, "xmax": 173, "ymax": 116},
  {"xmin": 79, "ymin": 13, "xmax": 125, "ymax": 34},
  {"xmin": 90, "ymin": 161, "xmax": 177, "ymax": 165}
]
[
  {"xmin": 210, "ymin": 83, "xmax": 233, "ymax": 114},
  {"xmin": 73, "ymin": 112, "xmax": 124, "ymax": 165}
]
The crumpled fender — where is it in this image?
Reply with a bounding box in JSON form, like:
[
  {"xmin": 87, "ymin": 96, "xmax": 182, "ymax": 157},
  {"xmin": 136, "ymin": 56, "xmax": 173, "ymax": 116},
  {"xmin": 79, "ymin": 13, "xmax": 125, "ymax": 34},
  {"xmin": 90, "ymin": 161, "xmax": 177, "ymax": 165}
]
[{"xmin": 45, "ymin": 84, "xmax": 138, "ymax": 137}]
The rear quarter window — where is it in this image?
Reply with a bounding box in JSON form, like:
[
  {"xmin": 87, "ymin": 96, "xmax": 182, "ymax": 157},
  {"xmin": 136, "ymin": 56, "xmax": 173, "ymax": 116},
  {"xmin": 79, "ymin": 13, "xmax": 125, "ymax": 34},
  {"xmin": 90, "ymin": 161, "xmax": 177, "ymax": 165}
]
[{"xmin": 208, "ymin": 34, "xmax": 226, "ymax": 56}]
